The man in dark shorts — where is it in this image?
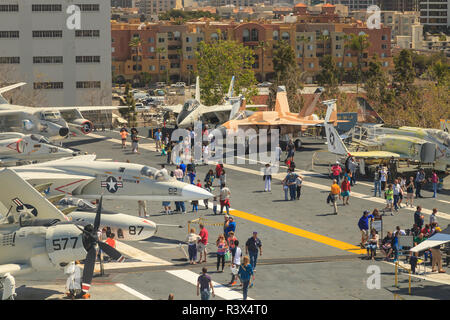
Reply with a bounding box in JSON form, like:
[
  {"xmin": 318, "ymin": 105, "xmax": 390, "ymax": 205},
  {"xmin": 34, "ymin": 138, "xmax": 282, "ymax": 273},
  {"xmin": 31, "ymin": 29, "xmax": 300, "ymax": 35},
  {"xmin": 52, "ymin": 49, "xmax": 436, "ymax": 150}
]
[{"xmin": 196, "ymin": 267, "xmax": 215, "ymax": 300}]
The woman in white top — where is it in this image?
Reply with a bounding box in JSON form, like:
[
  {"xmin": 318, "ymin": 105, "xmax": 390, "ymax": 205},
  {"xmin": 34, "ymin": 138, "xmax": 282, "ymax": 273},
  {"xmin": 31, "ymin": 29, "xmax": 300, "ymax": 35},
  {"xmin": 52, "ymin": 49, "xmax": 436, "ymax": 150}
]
[
  {"xmin": 186, "ymin": 228, "xmax": 202, "ymax": 264},
  {"xmin": 263, "ymin": 163, "xmax": 272, "ymax": 192},
  {"xmin": 380, "ymin": 167, "xmax": 388, "ymax": 191}
]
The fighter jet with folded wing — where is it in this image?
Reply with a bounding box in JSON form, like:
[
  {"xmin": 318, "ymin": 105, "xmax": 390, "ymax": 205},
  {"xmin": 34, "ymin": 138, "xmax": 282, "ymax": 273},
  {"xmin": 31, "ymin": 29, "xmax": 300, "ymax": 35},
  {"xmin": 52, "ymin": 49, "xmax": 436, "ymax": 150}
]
[
  {"xmin": 0, "ymin": 132, "xmax": 76, "ymax": 164},
  {"xmin": 325, "ymin": 97, "xmax": 450, "ymax": 172},
  {"xmin": 162, "ymin": 76, "xmax": 266, "ymax": 128},
  {"xmin": 209, "ymin": 85, "xmax": 329, "ymax": 149},
  {"xmin": 0, "ymin": 82, "xmax": 124, "ymax": 140},
  {"xmin": 12, "ymin": 154, "xmax": 212, "ymax": 201}
]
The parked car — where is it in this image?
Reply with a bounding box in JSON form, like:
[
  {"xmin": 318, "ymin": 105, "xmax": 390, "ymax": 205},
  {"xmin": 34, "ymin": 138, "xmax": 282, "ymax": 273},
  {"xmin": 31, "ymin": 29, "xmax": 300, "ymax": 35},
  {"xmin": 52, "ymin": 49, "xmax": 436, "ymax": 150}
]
[
  {"xmin": 175, "ymin": 82, "xmax": 186, "ymax": 87},
  {"xmin": 257, "ymin": 81, "xmax": 272, "ymax": 88},
  {"xmin": 156, "ymin": 82, "xmax": 166, "ymax": 88}
]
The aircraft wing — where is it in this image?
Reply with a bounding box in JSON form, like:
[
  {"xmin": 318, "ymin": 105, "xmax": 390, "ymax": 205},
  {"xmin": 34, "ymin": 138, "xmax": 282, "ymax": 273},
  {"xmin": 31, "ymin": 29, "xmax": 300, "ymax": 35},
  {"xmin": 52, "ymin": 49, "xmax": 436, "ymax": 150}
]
[
  {"xmin": 349, "ymin": 151, "xmax": 402, "ymax": 159},
  {"xmin": 201, "ymin": 105, "xmax": 232, "ymax": 117},
  {"xmin": 53, "ymin": 106, "xmax": 126, "ymax": 111},
  {"xmin": 0, "ymin": 82, "xmax": 27, "ymax": 95},
  {"xmin": 0, "ymin": 263, "xmax": 32, "ymax": 277},
  {"xmin": 0, "ymin": 168, "xmax": 68, "ymax": 221},
  {"xmin": 160, "ymin": 104, "xmax": 183, "ymax": 115},
  {"xmin": 410, "ymin": 225, "xmax": 450, "ymax": 252}
]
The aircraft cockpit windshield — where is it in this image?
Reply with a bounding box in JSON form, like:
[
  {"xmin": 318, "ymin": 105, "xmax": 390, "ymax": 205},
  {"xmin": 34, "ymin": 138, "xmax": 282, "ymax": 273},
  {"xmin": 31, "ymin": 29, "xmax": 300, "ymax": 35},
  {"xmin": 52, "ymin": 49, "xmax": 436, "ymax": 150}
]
[
  {"xmin": 140, "ymin": 166, "xmax": 171, "ymax": 181},
  {"xmin": 427, "ymin": 129, "xmax": 450, "ymax": 147},
  {"xmin": 30, "ymin": 134, "xmax": 50, "ymax": 144},
  {"xmin": 182, "ymin": 100, "xmax": 199, "ymax": 112},
  {"xmin": 41, "ymin": 111, "xmax": 62, "ymax": 122}
]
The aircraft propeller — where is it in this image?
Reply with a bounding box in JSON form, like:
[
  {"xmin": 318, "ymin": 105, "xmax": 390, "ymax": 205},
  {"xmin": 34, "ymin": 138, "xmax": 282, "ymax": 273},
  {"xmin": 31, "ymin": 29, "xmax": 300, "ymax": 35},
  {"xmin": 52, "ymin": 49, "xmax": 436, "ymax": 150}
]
[{"xmin": 78, "ymin": 196, "xmax": 124, "ymax": 298}]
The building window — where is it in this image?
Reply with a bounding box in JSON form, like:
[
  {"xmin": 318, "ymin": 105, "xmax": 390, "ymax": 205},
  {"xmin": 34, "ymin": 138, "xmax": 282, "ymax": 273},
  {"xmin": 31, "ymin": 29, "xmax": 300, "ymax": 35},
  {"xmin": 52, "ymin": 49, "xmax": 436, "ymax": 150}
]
[
  {"xmin": 307, "ymin": 44, "xmax": 313, "ymax": 50},
  {"xmin": 167, "ymin": 32, "xmax": 173, "ymax": 40},
  {"xmin": 186, "ymin": 37, "xmax": 191, "ymax": 43},
  {"xmin": 0, "ymin": 4, "xmax": 19, "ymax": 12},
  {"xmin": 160, "ymin": 65, "xmax": 166, "ymax": 71},
  {"xmin": 381, "ymin": 44, "xmax": 388, "ymax": 49},
  {"xmin": 148, "ymin": 37, "xmax": 154, "ymax": 43},
  {"xmin": 33, "ymin": 56, "xmax": 63, "ymax": 64},
  {"xmin": 251, "ymin": 29, "xmax": 258, "ymax": 41},
  {"xmin": 34, "ymin": 82, "xmax": 63, "ymax": 89},
  {"xmin": 0, "ymin": 57, "xmax": 20, "ymax": 64},
  {"xmin": 132, "ymin": 64, "xmax": 142, "ymax": 71},
  {"xmin": 75, "ymin": 56, "xmax": 100, "ymax": 63},
  {"xmin": 32, "ymin": 30, "xmax": 62, "ymax": 38},
  {"xmin": 187, "ymin": 64, "xmax": 193, "ymax": 70},
  {"xmin": 273, "ymin": 30, "xmax": 279, "ymax": 40},
  {"xmin": 383, "ymin": 61, "xmax": 389, "ymax": 67},
  {"xmin": 32, "ymin": 4, "xmax": 62, "ymax": 11},
  {"xmin": 381, "ymin": 34, "xmax": 387, "ymax": 41},
  {"xmin": 76, "ymin": 81, "xmax": 101, "ymax": 89},
  {"xmin": 243, "ymin": 29, "xmax": 250, "ymax": 42},
  {"xmin": 282, "ymin": 32, "xmax": 290, "ymax": 41},
  {"xmin": 308, "ymin": 62, "xmax": 314, "ymax": 68},
  {"xmin": 158, "ymin": 37, "xmax": 165, "ymax": 43},
  {"xmin": 0, "ymin": 31, "xmax": 19, "ymax": 38},
  {"xmin": 211, "ymin": 32, "xmax": 219, "ymax": 41},
  {"xmin": 186, "ymin": 46, "xmax": 192, "ymax": 52},
  {"xmin": 174, "ymin": 31, "xmax": 180, "ymax": 40},
  {"xmin": 149, "ymin": 46, "xmax": 155, "ymax": 52},
  {"xmin": 346, "ymin": 52, "xmax": 351, "ymax": 57},
  {"xmin": 337, "ymin": 62, "xmax": 342, "ymax": 67},
  {"xmin": 336, "ymin": 45, "xmax": 341, "ymax": 50},
  {"xmin": 75, "ymin": 4, "xmax": 100, "ymax": 11},
  {"xmin": 197, "ymin": 37, "xmax": 203, "ymax": 42},
  {"xmin": 75, "ymin": 30, "xmax": 100, "ymax": 37},
  {"xmin": 348, "ymin": 62, "xmax": 353, "ymax": 67},
  {"xmin": 381, "ymin": 53, "xmax": 386, "ymax": 58},
  {"xmin": 149, "ymin": 65, "xmax": 155, "ymax": 71}
]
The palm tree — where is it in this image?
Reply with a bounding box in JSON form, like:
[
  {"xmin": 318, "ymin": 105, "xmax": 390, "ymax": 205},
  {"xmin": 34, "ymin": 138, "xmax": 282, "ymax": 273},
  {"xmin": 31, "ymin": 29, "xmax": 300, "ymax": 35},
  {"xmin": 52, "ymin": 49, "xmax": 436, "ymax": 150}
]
[
  {"xmin": 128, "ymin": 37, "xmax": 142, "ymax": 78},
  {"xmin": 349, "ymin": 33, "xmax": 370, "ymax": 95},
  {"xmin": 255, "ymin": 41, "xmax": 268, "ymax": 82},
  {"xmin": 317, "ymin": 33, "xmax": 330, "ymax": 58},
  {"xmin": 156, "ymin": 47, "xmax": 166, "ymax": 82},
  {"xmin": 340, "ymin": 34, "xmax": 350, "ymax": 85},
  {"xmin": 297, "ymin": 34, "xmax": 309, "ymax": 73},
  {"xmin": 176, "ymin": 48, "xmax": 183, "ymax": 82}
]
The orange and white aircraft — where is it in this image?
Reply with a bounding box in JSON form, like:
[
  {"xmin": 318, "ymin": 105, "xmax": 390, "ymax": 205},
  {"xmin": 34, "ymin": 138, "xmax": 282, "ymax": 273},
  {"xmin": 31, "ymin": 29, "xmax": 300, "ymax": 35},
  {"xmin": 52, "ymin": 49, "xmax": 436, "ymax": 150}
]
[{"xmin": 211, "ymin": 86, "xmax": 337, "ymax": 149}]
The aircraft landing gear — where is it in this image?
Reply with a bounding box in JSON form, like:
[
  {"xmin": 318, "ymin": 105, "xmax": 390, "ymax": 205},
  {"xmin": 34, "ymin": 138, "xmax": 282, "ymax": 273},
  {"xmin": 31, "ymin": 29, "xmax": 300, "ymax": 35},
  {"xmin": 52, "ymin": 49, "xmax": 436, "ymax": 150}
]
[{"xmin": 1, "ymin": 273, "xmax": 17, "ymax": 300}]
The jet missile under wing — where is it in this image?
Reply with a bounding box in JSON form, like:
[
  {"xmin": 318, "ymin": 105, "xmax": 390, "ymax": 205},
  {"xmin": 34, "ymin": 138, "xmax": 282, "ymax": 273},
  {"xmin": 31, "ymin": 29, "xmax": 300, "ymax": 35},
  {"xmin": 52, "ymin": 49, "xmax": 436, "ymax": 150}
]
[{"xmin": 0, "ymin": 264, "xmax": 32, "ymax": 277}]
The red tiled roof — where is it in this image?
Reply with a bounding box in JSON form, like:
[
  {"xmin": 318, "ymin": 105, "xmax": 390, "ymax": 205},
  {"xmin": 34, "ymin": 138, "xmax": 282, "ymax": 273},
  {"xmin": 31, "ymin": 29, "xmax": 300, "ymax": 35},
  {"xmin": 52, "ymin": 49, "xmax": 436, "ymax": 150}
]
[
  {"xmin": 322, "ymin": 3, "xmax": 335, "ymax": 7},
  {"xmin": 294, "ymin": 3, "xmax": 307, "ymax": 7}
]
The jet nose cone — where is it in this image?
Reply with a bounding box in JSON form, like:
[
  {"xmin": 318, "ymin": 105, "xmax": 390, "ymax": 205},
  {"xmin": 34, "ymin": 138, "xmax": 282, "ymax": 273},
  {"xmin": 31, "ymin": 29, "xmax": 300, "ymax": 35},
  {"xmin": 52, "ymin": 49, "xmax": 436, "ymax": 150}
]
[
  {"xmin": 141, "ymin": 219, "xmax": 157, "ymax": 238},
  {"xmin": 182, "ymin": 184, "xmax": 213, "ymax": 200}
]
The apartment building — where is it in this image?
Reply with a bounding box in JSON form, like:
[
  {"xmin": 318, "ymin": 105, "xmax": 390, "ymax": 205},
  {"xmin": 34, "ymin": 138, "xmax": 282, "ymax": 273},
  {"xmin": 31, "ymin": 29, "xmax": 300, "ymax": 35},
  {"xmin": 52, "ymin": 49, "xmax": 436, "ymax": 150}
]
[
  {"xmin": 352, "ymin": 10, "xmax": 423, "ymax": 49},
  {"xmin": 111, "ymin": 0, "xmax": 136, "ymax": 7},
  {"xmin": 112, "ymin": 3, "xmax": 392, "ymax": 84},
  {"xmin": 419, "ymin": 0, "xmax": 450, "ymax": 33},
  {"xmin": 138, "ymin": 0, "xmax": 183, "ymax": 15},
  {"xmin": 328, "ymin": 0, "xmax": 377, "ymax": 11},
  {"xmin": 0, "ymin": 1, "xmax": 112, "ymax": 106}
]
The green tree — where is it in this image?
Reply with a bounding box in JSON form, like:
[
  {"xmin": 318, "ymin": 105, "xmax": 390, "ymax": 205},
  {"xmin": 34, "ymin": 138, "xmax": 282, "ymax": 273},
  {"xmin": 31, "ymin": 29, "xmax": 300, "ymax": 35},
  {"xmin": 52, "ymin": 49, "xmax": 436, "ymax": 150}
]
[
  {"xmin": 427, "ymin": 60, "xmax": 450, "ymax": 86},
  {"xmin": 339, "ymin": 34, "xmax": 351, "ymax": 85},
  {"xmin": 156, "ymin": 47, "xmax": 166, "ymax": 82},
  {"xmin": 140, "ymin": 72, "xmax": 152, "ymax": 88},
  {"xmin": 392, "ymin": 49, "xmax": 416, "ymax": 94},
  {"xmin": 296, "ymin": 34, "xmax": 309, "ymax": 73},
  {"xmin": 196, "ymin": 39, "xmax": 257, "ymax": 105},
  {"xmin": 176, "ymin": 48, "xmax": 183, "ymax": 82},
  {"xmin": 349, "ymin": 33, "xmax": 370, "ymax": 95},
  {"xmin": 317, "ymin": 33, "xmax": 330, "ymax": 58},
  {"xmin": 269, "ymin": 40, "xmax": 303, "ymax": 111},
  {"xmin": 317, "ymin": 55, "xmax": 339, "ymax": 95},
  {"xmin": 255, "ymin": 41, "xmax": 269, "ymax": 82}
]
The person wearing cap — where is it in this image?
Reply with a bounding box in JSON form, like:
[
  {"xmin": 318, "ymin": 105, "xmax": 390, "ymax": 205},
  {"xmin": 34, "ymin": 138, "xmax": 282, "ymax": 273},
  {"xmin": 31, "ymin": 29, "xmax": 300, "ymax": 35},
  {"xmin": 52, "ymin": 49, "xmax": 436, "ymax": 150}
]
[
  {"xmin": 331, "ymin": 161, "xmax": 342, "ymax": 185},
  {"xmin": 358, "ymin": 210, "xmax": 374, "ymax": 249},
  {"xmin": 245, "ymin": 232, "xmax": 262, "ymax": 270}
]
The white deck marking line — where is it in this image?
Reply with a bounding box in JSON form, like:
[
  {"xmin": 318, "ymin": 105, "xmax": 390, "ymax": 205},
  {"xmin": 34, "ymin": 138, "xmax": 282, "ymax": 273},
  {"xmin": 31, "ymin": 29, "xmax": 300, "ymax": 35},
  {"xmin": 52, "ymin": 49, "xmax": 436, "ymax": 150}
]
[
  {"xmin": 88, "ymin": 133, "xmax": 450, "ymax": 220},
  {"xmin": 167, "ymin": 269, "xmax": 254, "ymax": 300},
  {"xmin": 438, "ymin": 199, "xmax": 450, "ymax": 204},
  {"xmin": 115, "ymin": 283, "xmax": 152, "ymax": 300},
  {"xmin": 383, "ymin": 261, "xmax": 450, "ymax": 286}
]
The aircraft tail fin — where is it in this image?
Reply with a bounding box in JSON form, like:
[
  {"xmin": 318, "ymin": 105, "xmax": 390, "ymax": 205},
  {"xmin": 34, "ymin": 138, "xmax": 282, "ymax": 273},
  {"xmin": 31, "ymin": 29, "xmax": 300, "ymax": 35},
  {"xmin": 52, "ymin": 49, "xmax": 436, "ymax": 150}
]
[
  {"xmin": 0, "ymin": 168, "xmax": 67, "ymax": 223},
  {"xmin": 229, "ymin": 96, "xmax": 244, "ymax": 120},
  {"xmin": 274, "ymin": 86, "xmax": 290, "ymax": 115},
  {"xmin": 323, "ymin": 100, "xmax": 349, "ymax": 156},
  {"xmin": 195, "ymin": 76, "xmax": 200, "ymax": 102},
  {"xmin": 298, "ymin": 87, "xmax": 324, "ymax": 118},
  {"xmin": 0, "ymin": 82, "xmax": 26, "ymax": 104},
  {"xmin": 227, "ymin": 76, "xmax": 235, "ymax": 99},
  {"xmin": 356, "ymin": 97, "xmax": 384, "ymax": 124}
]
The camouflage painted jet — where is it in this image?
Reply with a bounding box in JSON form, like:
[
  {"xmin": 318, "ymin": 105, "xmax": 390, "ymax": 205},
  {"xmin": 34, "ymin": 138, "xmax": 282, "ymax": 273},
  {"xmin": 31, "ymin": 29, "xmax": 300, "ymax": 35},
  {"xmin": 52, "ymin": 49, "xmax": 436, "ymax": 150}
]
[
  {"xmin": 325, "ymin": 98, "xmax": 450, "ymax": 172},
  {"xmin": 210, "ymin": 86, "xmax": 328, "ymax": 149}
]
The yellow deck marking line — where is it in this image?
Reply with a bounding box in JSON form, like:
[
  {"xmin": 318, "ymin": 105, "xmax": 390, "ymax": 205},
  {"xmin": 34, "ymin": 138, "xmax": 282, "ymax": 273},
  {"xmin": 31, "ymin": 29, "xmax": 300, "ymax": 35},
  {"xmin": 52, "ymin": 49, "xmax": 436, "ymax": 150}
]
[{"xmin": 229, "ymin": 208, "xmax": 366, "ymax": 255}]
